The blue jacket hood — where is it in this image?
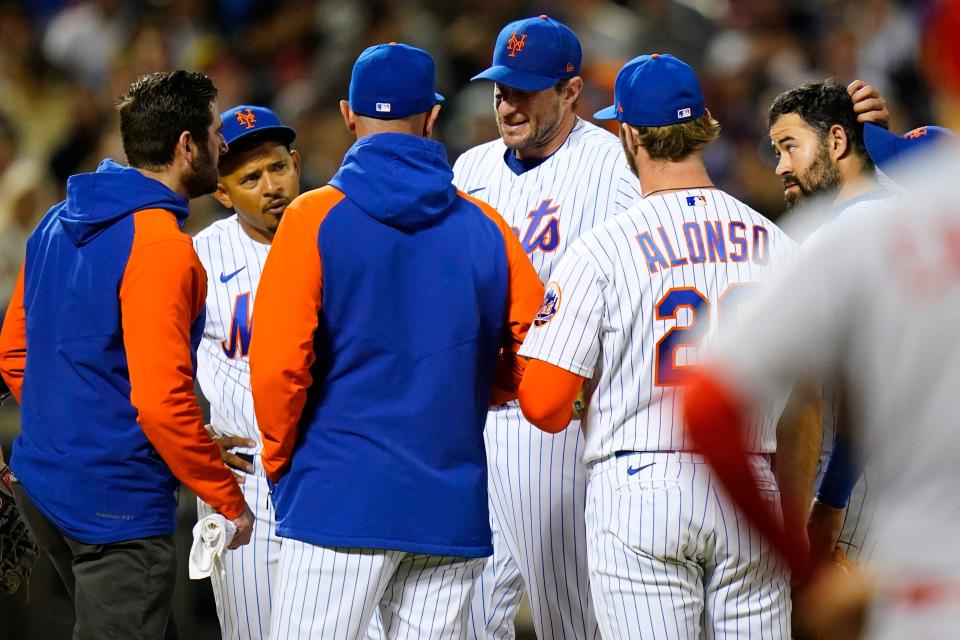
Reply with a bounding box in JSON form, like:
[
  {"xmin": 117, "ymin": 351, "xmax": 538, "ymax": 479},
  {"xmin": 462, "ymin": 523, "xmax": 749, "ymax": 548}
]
[
  {"xmin": 58, "ymin": 158, "xmax": 191, "ymax": 246},
  {"xmin": 329, "ymin": 133, "xmax": 457, "ymax": 230}
]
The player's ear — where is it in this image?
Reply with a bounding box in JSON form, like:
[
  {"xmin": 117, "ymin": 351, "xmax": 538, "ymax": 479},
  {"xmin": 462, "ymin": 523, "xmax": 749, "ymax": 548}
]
[
  {"xmin": 339, "ymin": 100, "xmax": 357, "ymax": 134},
  {"xmin": 423, "ymin": 104, "xmax": 442, "ymax": 139},
  {"xmin": 176, "ymin": 130, "xmax": 193, "ymax": 167},
  {"xmin": 621, "ymin": 123, "xmax": 638, "ymax": 153},
  {"xmin": 563, "ymin": 76, "xmax": 584, "ymax": 107},
  {"xmin": 212, "ymin": 181, "xmax": 233, "ymax": 210},
  {"xmin": 289, "ymin": 148, "xmax": 302, "ymax": 177},
  {"xmin": 828, "ymin": 124, "xmax": 849, "ymax": 161}
]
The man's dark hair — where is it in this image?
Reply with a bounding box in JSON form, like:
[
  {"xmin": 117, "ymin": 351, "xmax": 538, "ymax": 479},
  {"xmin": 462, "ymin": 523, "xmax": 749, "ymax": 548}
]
[
  {"xmin": 768, "ymin": 79, "xmax": 874, "ymax": 172},
  {"xmin": 116, "ymin": 70, "xmax": 218, "ymax": 170}
]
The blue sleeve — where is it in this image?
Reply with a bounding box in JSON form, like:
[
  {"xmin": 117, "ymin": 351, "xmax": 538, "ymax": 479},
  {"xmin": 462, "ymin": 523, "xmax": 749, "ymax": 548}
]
[{"xmin": 815, "ymin": 432, "xmax": 862, "ymax": 508}]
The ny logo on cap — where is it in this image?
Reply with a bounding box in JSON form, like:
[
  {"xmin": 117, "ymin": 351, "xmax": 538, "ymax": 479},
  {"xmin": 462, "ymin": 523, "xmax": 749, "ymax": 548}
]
[
  {"xmin": 507, "ymin": 32, "xmax": 528, "ymax": 57},
  {"xmin": 904, "ymin": 126, "xmax": 929, "ymax": 139},
  {"xmin": 236, "ymin": 109, "xmax": 256, "ymax": 130}
]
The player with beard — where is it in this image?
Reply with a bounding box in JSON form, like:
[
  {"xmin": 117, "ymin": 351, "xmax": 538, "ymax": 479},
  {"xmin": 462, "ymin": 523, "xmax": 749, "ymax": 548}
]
[
  {"xmin": 0, "ymin": 70, "xmax": 253, "ymax": 639},
  {"xmin": 452, "ymin": 15, "xmax": 642, "ymax": 639},
  {"xmin": 192, "ymin": 105, "xmax": 301, "ymax": 640},
  {"xmin": 768, "ymin": 79, "xmax": 894, "ymax": 570}
]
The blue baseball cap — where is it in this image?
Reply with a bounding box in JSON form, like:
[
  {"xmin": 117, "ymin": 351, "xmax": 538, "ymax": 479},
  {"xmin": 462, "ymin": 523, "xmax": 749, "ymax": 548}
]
[
  {"xmin": 864, "ymin": 122, "xmax": 954, "ymax": 172},
  {"xmin": 220, "ymin": 105, "xmax": 296, "ymax": 152},
  {"xmin": 471, "ymin": 15, "xmax": 582, "ymax": 91},
  {"xmin": 594, "ymin": 54, "xmax": 706, "ymax": 127},
  {"xmin": 349, "ymin": 43, "xmax": 444, "ymax": 119}
]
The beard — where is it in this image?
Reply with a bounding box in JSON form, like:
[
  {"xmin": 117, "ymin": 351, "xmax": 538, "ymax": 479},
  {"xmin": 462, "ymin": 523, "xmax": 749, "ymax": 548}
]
[
  {"xmin": 783, "ymin": 145, "xmax": 841, "ymax": 209},
  {"xmin": 497, "ymin": 104, "xmax": 564, "ymax": 152},
  {"xmin": 183, "ymin": 138, "xmax": 220, "ymax": 199}
]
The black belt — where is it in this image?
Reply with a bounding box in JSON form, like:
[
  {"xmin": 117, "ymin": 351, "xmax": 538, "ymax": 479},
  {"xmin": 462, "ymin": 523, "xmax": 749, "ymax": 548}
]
[
  {"xmin": 614, "ymin": 449, "xmax": 689, "ymax": 458},
  {"xmin": 227, "ymin": 452, "xmax": 255, "ymax": 472}
]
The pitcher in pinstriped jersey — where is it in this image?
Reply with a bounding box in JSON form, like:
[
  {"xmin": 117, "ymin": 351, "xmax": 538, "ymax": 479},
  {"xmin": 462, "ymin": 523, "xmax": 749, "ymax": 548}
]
[
  {"xmin": 519, "ymin": 53, "xmax": 804, "ymax": 639},
  {"xmin": 455, "ymin": 14, "xmax": 642, "ymax": 640}
]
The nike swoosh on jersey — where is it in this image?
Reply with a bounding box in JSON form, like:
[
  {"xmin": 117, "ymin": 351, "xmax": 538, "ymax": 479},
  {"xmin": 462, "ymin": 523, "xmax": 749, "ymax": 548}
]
[
  {"xmin": 220, "ymin": 266, "xmax": 247, "ymax": 283},
  {"xmin": 626, "ymin": 462, "xmax": 656, "ymax": 476},
  {"xmin": 467, "ymin": 187, "xmax": 486, "ymax": 195}
]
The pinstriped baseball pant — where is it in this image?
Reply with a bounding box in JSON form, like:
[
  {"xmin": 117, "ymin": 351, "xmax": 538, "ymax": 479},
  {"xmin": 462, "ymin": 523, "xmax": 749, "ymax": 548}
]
[
  {"xmin": 585, "ymin": 452, "xmax": 791, "ymax": 639},
  {"xmin": 196, "ymin": 459, "xmax": 279, "ymax": 640},
  {"xmin": 271, "ymin": 539, "xmax": 484, "ymax": 639},
  {"xmin": 467, "ymin": 408, "xmax": 598, "ymax": 639}
]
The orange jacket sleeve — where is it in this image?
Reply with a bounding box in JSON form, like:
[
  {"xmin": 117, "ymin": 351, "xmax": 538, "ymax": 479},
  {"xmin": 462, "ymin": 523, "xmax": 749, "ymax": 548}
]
[
  {"xmin": 250, "ymin": 188, "xmax": 341, "ymax": 482},
  {"xmin": 518, "ymin": 359, "xmax": 585, "ymax": 433},
  {"xmin": 461, "ymin": 192, "xmax": 545, "ymax": 405},
  {"xmin": 120, "ymin": 209, "xmax": 246, "ymax": 520},
  {"xmin": 0, "ymin": 263, "xmax": 26, "ymax": 403}
]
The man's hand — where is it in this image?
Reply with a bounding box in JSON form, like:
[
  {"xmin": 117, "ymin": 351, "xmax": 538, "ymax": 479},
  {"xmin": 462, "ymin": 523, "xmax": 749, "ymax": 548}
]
[
  {"xmin": 848, "ymin": 80, "xmax": 890, "ymax": 128},
  {"xmin": 807, "ymin": 498, "xmax": 847, "ymax": 562},
  {"xmin": 215, "ymin": 436, "xmax": 256, "ymax": 475},
  {"xmin": 792, "ymin": 556, "xmax": 869, "ymax": 640},
  {"xmin": 204, "ymin": 425, "xmax": 255, "ymax": 480},
  {"xmin": 228, "ymin": 504, "xmax": 255, "ymax": 550}
]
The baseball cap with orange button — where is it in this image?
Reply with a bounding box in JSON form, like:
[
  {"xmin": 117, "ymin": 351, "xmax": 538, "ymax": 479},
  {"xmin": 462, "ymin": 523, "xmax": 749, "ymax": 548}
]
[
  {"xmin": 594, "ymin": 53, "xmax": 705, "ymax": 127},
  {"xmin": 471, "ymin": 15, "xmax": 582, "ymax": 91}
]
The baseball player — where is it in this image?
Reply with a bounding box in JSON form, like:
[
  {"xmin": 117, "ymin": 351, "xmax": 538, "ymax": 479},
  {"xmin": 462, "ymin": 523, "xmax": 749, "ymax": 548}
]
[
  {"xmin": 767, "ymin": 80, "xmax": 901, "ymax": 567},
  {"xmin": 453, "ymin": 15, "xmax": 642, "ymax": 638},
  {"xmin": 192, "ymin": 104, "xmax": 300, "ymax": 640},
  {"xmin": 250, "ymin": 43, "xmax": 544, "ymax": 639},
  {"xmin": 517, "ymin": 54, "xmax": 797, "ymax": 638},
  {"xmin": 685, "ymin": 143, "xmax": 960, "ymax": 639}
]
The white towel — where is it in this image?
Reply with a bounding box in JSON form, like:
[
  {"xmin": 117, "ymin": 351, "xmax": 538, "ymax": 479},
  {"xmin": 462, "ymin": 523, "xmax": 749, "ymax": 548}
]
[{"xmin": 188, "ymin": 514, "xmax": 237, "ymax": 580}]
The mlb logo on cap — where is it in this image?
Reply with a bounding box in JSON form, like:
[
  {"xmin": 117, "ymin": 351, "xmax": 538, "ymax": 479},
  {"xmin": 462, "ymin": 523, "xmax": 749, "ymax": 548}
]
[
  {"xmin": 349, "ymin": 42, "xmax": 445, "ymax": 120},
  {"xmin": 595, "ymin": 54, "xmax": 706, "ymax": 127}
]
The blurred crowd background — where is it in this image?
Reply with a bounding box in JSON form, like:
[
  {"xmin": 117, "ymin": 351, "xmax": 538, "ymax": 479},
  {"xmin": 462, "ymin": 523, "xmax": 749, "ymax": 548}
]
[{"xmin": 0, "ymin": 0, "xmax": 956, "ymax": 637}]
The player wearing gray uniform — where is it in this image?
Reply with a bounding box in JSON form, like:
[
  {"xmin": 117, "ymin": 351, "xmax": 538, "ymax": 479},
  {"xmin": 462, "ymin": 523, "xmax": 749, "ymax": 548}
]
[
  {"xmin": 453, "ymin": 15, "xmax": 641, "ymax": 639},
  {"xmin": 686, "ymin": 144, "xmax": 960, "ymax": 640},
  {"xmin": 518, "ymin": 54, "xmax": 795, "ymax": 639},
  {"xmin": 193, "ymin": 105, "xmax": 300, "ymax": 640}
]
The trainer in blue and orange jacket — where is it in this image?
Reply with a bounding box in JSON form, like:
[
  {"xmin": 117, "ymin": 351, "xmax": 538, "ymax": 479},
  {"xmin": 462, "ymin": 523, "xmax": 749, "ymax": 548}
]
[
  {"xmin": 250, "ymin": 44, "xmax": 544, "ymax": 560},
  {"xmin": 0, "ymin": 73, "xmax": 252, "ymax": 549}
]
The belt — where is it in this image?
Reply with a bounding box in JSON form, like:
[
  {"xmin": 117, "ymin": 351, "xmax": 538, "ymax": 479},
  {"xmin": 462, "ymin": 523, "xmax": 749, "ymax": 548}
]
[
  {"xmin": 614, "ymin": 450, "xmax": 773, "ymax": 463},
  {"xmin": 226, "ymin": 452, "xmax": 255, "ymax": 472},
  {"xmin": 614, "ymin": 449, "xmax": 691, "ymax": 458}
]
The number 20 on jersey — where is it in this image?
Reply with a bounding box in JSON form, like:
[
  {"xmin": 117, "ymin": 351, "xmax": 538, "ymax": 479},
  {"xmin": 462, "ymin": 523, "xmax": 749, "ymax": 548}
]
[{"xmin": 655, "ymin": 283, "xmax": 756, "ymax": 386}]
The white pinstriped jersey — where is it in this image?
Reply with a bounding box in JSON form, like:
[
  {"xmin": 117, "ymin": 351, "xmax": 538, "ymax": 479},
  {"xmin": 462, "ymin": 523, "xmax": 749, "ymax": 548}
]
[
  {"xmin": 453, "ymin": 118, "xmax": 641, "ymax": 282},
  {"xmin": 453, "ymin": 117, "xmax": 640, "ymax": 639},
  {"xmin": 193, "ymin": 214, "xmax": 268, "ymax": 449},
  {"xmin": 193, "ymin": 214, "xmax": 278, "ymax": 640},
  {"xmin": 520, "ymin": 189, "xmax": 795, "ymax": 462}
]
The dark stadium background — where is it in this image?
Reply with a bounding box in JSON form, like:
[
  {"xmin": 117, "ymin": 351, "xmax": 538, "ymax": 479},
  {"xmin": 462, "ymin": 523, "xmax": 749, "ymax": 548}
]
[{"xmin": 0, "ymin": 0, "xmax": 953, "ymax": 637}]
